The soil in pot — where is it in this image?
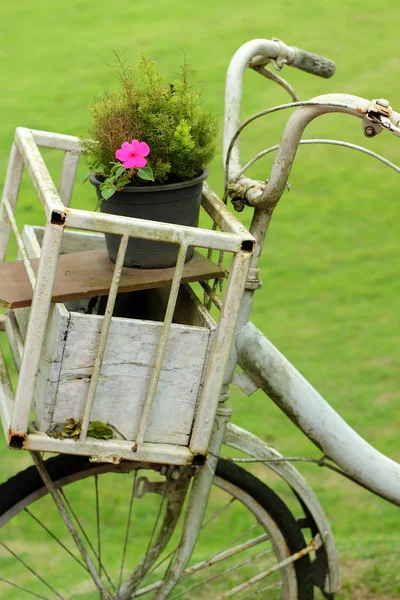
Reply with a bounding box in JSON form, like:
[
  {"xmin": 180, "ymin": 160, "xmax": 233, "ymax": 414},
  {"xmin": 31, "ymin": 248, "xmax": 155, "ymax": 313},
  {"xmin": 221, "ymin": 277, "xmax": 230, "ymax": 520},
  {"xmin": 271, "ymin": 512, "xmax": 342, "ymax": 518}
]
[{"xmin": 91, "ymin": 169, "xmax": 208, "ymax": 269}]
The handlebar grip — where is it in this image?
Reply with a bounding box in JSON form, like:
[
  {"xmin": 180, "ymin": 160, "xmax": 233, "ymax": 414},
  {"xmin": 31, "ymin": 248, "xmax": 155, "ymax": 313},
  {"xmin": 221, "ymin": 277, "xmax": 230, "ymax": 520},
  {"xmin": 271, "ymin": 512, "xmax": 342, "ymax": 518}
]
[{"xmin": 291, "ymin": 47, "xmax": 336, "ymax": 79}]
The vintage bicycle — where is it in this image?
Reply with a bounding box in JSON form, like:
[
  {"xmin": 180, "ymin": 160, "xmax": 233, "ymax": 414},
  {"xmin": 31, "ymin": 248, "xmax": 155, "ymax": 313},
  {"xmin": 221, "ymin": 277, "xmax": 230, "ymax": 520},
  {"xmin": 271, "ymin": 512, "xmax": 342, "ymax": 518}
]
[{"xmin": 0, "ymin": 38, "xmax": 399, "ymax": 599}]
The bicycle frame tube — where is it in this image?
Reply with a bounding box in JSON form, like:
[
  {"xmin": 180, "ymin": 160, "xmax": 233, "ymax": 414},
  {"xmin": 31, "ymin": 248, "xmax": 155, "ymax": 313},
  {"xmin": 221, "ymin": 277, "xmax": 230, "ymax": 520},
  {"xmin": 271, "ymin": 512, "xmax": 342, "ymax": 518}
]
[{"xmin": 236, "ymin": 322, "xmax": 400, "ymax": 507}]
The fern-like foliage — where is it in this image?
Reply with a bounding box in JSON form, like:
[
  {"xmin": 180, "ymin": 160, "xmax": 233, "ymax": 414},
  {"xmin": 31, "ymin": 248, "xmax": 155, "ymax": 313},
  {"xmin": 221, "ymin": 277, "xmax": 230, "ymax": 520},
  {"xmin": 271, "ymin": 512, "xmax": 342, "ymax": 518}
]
[{"xmin": 81, "ymin": 55, "xmax": 218, "ymax": 184}]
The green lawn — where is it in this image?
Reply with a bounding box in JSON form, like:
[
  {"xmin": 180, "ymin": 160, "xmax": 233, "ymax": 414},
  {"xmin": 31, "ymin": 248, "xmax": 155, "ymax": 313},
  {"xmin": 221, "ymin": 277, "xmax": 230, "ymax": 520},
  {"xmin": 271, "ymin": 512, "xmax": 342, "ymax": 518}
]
[{"xmin": 1, "ymin": 0, "xmax": 400, "ymax": 597}]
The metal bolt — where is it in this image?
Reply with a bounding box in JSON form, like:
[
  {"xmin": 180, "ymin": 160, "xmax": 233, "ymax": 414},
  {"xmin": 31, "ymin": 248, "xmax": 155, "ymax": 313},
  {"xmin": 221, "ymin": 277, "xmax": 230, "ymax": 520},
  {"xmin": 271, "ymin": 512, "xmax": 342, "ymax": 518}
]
[{"xmin": 365, "ymin": 126, "xmax": 376, "ymax": 138}]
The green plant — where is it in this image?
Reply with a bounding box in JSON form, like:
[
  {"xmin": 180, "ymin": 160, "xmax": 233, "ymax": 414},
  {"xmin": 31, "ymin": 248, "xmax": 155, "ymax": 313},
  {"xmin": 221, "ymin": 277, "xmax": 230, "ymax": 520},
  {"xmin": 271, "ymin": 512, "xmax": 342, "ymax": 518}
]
[{"xmin": 81, "ymin": 55, "xmax": 218, "ymax": 199}]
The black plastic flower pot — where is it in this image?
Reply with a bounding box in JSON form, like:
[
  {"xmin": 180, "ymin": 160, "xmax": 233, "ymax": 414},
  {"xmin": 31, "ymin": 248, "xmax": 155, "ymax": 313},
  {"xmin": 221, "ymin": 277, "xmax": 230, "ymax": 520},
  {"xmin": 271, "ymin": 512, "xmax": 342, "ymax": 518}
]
[{"xmin": 90, "ymin": 169, "xmax": 208, "ymax": 268}]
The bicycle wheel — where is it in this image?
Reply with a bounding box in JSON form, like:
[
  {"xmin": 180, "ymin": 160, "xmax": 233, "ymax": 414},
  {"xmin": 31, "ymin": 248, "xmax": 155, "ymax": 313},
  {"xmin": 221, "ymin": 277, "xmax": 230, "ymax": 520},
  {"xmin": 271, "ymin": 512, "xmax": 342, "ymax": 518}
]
[{"xmin": 0, "ymin": 454, "xmax": 314, "ymax": 599}]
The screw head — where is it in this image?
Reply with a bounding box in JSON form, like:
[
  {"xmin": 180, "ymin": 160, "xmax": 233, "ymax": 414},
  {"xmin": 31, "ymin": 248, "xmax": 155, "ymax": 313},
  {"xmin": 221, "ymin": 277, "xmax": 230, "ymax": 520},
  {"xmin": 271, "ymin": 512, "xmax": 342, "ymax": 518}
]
[{"xmin": 365, "ymin": 125, "xmax": 376, "ymax": 138}]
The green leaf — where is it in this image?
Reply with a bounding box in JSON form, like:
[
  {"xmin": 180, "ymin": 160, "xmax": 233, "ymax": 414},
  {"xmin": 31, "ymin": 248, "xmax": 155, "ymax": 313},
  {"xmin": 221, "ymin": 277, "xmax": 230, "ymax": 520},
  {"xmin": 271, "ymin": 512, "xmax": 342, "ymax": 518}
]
[
  {"xmin": 110, "ymin": 163, "xmax": 126, "ymax": 176},
  {"xmin": 87, "ymin": 421, "xmax": 113, "ymax": 440},
  {"xmin": 117, "ymin": 178, "xmax": 131, "ymax": 187},
  {"xmin": 93, "ymin": 163, "xmax": 107, "ymax": 174},
  {"xmin": 137, "ymin": 166, "xmax": 154, "ymax": 181},
  {"xmin": 101, "ymin": 186, "xmax": 117, "ymax": 200},
  {"xmin": 100, "ymin": 175, "xmax": 117, "ymax": 190},
  {"xmin": 82, "ymin": 171, "xmax": 91, "ymax": 184},
  {"xmin": 115, "ymin": 166, "xmax": 126, "ymax": 177}
]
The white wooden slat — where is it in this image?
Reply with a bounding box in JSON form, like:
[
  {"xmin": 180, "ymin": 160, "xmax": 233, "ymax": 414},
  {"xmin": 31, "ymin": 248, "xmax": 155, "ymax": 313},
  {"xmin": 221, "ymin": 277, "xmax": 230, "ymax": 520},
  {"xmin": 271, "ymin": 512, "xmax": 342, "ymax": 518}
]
[{"xmin": 49, "ymin": 313, "xmax": 211, "ymax": 444}]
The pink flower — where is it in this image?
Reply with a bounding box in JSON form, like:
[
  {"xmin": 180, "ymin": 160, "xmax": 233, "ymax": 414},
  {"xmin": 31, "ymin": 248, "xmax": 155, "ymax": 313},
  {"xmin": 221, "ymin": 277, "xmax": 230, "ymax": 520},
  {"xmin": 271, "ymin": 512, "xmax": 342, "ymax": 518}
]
[{"xmin": 115, "ymin": 140, "xmax": 150, "ymax": 169}]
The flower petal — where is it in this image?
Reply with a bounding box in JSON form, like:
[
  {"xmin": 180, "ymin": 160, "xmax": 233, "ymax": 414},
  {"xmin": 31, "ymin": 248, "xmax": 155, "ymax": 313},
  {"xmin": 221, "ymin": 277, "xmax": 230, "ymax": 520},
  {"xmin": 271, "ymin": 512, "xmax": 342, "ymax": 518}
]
[
  {"xmin": 122, "ymin": 157, "xmax": 137, "ymax": 168},
  {"xmin": 131, "ymin": 156, "xmax": 147, "ymax": 168},
  {"xmin": 137, "ymin": 142, "xmax": 150, "ymax": 157},
  {"xmin": 115, "ymin": 148, "xmax": 130, "ymax": 161},
  {"xmin": 130, "ymin": 140, "xmax": 140, "ymax": 152},
  {"xmin": 121, "ymin": 141, "xmax": 132, "ymax": 150}
]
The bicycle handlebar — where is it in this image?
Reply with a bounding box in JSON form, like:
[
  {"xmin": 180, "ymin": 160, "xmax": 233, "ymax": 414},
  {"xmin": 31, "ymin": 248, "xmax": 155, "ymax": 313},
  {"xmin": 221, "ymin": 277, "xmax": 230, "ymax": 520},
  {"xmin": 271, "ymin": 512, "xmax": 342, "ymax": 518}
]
[{"xmin": 291, "ymin": 46, "xmax": 336, "ymax": 79}]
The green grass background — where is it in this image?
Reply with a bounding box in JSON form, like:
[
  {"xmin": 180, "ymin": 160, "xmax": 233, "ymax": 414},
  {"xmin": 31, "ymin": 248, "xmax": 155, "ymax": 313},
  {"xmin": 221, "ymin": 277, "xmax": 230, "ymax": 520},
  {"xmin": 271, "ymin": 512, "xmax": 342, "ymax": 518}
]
[{"xmin": 1, "ymin": 0, "xmax": 400, "ymax": 597}]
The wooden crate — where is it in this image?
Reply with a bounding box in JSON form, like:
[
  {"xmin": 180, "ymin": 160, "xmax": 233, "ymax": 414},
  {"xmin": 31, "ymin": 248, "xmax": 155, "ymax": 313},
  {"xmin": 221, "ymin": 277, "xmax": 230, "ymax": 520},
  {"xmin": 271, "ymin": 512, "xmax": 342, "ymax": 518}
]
[{"xmin": 6, "ymin": 227, "xmax": 216, "ymax": 446}]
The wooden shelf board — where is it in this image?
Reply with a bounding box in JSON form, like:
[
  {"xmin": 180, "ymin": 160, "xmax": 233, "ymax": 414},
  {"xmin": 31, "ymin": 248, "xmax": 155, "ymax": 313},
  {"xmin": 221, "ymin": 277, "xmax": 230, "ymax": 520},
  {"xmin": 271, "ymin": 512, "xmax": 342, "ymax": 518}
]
[{"xmin": 0, "ymin": 249, "xmax": 224, "ymax": 309}]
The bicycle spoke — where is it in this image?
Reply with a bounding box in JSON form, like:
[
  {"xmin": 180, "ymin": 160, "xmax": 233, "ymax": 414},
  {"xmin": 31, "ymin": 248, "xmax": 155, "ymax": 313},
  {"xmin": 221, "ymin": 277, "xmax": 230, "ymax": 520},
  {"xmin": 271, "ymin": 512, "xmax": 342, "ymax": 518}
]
[
  {"xmin": 185, "ymin": 534, "xmax": 270, "ymax": 576},
  {"xmin": 0, "ymin": 576, "xmax": 53, "ymax": 600},
  {"xmin": 136, "ymin": 505, "xmax": 260, "ymax": 596},
  {"xmin": 201, "ymin": 497, "xmax": 236, "ymax": 530},
  {"xmin": 118, "ymin": 470, "xmax": 138, "ymax": 590},
  {"xmin": 145, "ymin": 547, "xmax": 178, "ymax": 580},
  {"xmin": 170, "ymin": 547, "xmax": 273, "ymax": 599},
  {"xmin": 216, "ymin": 523, "xmax": 260, "ymax": 556},
  {"xmin": 217, "ymin": 533, "xmax": 321, "ymax": 599},
  {"xmin": 59, "ymin": 488, "xmax": 116, "ymax": 593},
  {"xmin": 241, "ymin": 581, "xmax": 282, "ymax": 599},
  {"xmin": 1, "ymin": 543, "xmax": 65, "ymax": 600},
  {"xmin": 215, "ymin": 554, "xmax": 294, "ymax": 599},
  {"xmin": 24, "ymin": 508, "xmax": 87, "ymax": 572},
  {"xmin": 145, "ymin": 497, "xmax": 238, "ymax": 580},
  {"xmin": 132, "ymin": 534, "xmax": 270, "ymax": 598},
  {"xmin": 94, "ymin": 475, "xmax": 101, "ymax": 578},
  {"xmin": 145, "ymin": 480, "xmax": 168, "ymax": 556},
  {"xmin": 119, "ymin": 471, "xmax": 192, "ymax": 600}
]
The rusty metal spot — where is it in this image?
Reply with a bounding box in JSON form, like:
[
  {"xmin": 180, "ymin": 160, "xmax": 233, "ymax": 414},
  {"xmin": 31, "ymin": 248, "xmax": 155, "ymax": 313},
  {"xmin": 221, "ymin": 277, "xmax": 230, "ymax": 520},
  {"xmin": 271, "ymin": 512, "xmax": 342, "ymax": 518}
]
[
  {"xmin": 51, "ymin": 210, "xmax": 66, "ymax": 225},
  {"xmin": 89, "ymin": 454, "xmax": 124, "ymax": 464},
  {"xmin": 8, "ymin": 431, "xmax": 27, "ymax": 449},
  {"xmin": 191, "ymin": 454, "xmax": 206, "ymax": 467},
  {"xmin": 241, "ymin": 239, "xmax": 255, "ymax": 253}
]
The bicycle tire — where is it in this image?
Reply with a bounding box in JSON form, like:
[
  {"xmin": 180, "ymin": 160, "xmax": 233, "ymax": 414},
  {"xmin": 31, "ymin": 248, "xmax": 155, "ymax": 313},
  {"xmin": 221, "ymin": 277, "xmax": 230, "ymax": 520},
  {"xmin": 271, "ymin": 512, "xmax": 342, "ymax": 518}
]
[{"xmin": 0, "ymin": 454, "xmax": 314, "ymax": 599}]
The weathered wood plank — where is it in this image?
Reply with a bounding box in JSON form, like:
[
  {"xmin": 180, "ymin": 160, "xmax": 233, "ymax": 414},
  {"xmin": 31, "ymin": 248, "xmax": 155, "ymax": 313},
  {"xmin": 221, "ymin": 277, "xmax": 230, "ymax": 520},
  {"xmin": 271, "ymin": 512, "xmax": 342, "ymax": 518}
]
[
  {"xmin": 0, "ymin": 249, "xmax": 224, "ymax": 309},
  {"xmin": 50, "ymin": 313, "xmax": 211, "ymax": 443}
]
